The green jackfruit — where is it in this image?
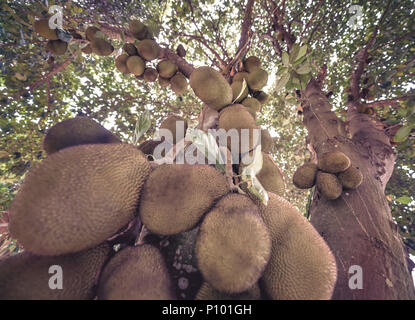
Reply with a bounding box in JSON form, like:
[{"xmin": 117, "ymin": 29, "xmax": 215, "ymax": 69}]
[
  {"xmin": 137, "ymin": 39, "xmax": 160, "ymax": 61},
  {"xmin": 256, "ymin": 153, "xmax": 285, "ymax": 196},
  {"xmin": 170, "ymin": 73, "xmax": 188, "ymax": 94},
  {"xmin": 91, "ymin": 38, "xmax": 114, "ymax": 56},
  {"xmin": 46, "ymin": 40, "xmax": 68, "ymax": 55},
  {"xmin": 85, "ymin": 26, "xmax": 100, "ymax": 41},
  {"xmin": 34, "ymin": 19, "xmax": 59, "ymax": 40},
  {"xmin": 261, "ymin": 129, "xmax": 273, "ymax": 153},
  {"xmin": 158, "ymin": 76, "xmax": 170, "ymax": 87},
  {"xmin": 176, "ymin": 44, "xmax": 186, "ymax": 57},
  {"xmin": 316, "ymin": 171, "xmax": 343, "ymax": 200},
  {"xmin": 244, "ymin": 56, "xmax": 261, "ymax": 73},
  {"xmin": 122, "ymin": 43, "xmax": 138, "ymax": 56},
  {"xmin": 129, "ymin": 20, "xmax": 147, "ymax": 40},
  {"xmin": 293, "ymin": 163, "xmax": 318, "ymax": 189},
  {"xmin": 338, "ymin": 166, "xmax": 363, "ymax": 189},
  {"xmin": 231, "ymin": 80, "xmax": 248, "ymax": 103},
  {"xmin": 9, "ymin": 144, "xmax": 150, "ymax": 256},
  {"xmin": 242, "ymin": 97, "xmax": 262, "ymax": 116},
  {"xmin": 196, "ymin": 193, "xmax": 271, "ymax": 294},
  {"xmin": 115, "ymin": 54, "xmax": 130, "ymax": 74},
  {"xmin": 0, "ymin": 243, "xmax": 110, "ymax": 300},
  {"xmin": 157, "ymin": 60, "xmax": 178, "ymax": 79},
  {"xmin": 247, "ymin": 69, "xmax": 268, "ymax": 91},
  {"xmin": 258, "ymin": 193, "xmax": 337, "ymax": 300},
  {"xmin": 232, "ymin": 72, "xmax": 249, "ymax": 82},
  {"xmin": 97, "ymin": 245, "xmax": 175, "ymax": 300},
  {"xmin": 196, "ymin": 282, "xmax": 261, "ymax": 300},
  {"xmin": 143, "ymin": 68, "xmax": 158, "ymax": 82},
  {"xmin": 189, "ymin": 67, "xmax": 233, "ymax": 110},
  {"xmin": 43, "ymin": 117, "xmax": 121, "ymax": 155},
  {"xmin": 160, "ymin": 115, "xmax": 188, "ymax": 144},
  {"xmin": 318, "ymin": 151, "xmax": 351, "ymax": 173},
  {"xmin": 126, "ymin": 55, "xmax": 145, "ymax": 76},
  {"xmin": 139, "ymin": 164, "xmax": 230, "ymax": 236}
]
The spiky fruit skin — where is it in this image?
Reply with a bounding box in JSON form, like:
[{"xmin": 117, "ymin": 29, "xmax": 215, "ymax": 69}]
[
  {"xmin": 115, "ymin": 54, "xmax": 130, "ymax": 74},
  {"xmin": 293, "ymin": 163, "xmax": 318, "ymax": 189},
  {"xmin": 91, "ymin": 38, "xmax": 114, "ymax": 56},
  {"xmin": 46, "ymin": 40, "xmax": 68, "ymax": 55},
  {"xmin": 255, "ymin": 153, "xmax": 285, "ymax": 196},
  {"xmin": 196, "ymin": 282, "xmax": 261, "ymax": 300},
  {"xmin": 242, "ymin": 97, "xmax": 262, "ymax": 116},
  {"xmin": 97, "ymin": 245, "xmax": 175, "ymax": 300},
  {"xmin": 122, "ymin": 43, "xmax": 138, "ymax": 56},
  {"xmin": 232, "ymin": 72, "xmax": 249, "ymax": 82},
  {"xmin": 244, "ymin": 56, "xmax": 261, "ymax": 73},
  {"xmin": 34, "ymin": 19, "xmax": 59, "ymax": 40},
  {"xmin": 176, "ymin": 44, "xmax": 186, "ymax": 57},
  {"xmin": 189, "ymin": 67, "xmax": 233, "ymax": 110},
  {"xmin": 258, "ymin": 193, "xmax": 337, "ymax": 300},
  {"xmin": 160, "ymin": 115, "xmax": 188, "ymax": 144},
  {"xmin": 196, "ymin": 194, "xmax": 271, "ymax": 294},
  {"xmin": 231, "ymin": 81, "xmax": 248, "ymax": 103},
  {"xmin": 129, "ymin": 20, "xmax": 147, "ymax": 40},
  {"xmin": 338, "ymin": 166, "xmax": 363, "ymax": 189},
  {"xmin": 126, "ymin": 56, "xmax": 145, "ymax": 76},
  {"xmin": 137, "ymin": 39, "xmax": 160, "ymax": 61},
  {"xmin": 158, "ymin": 76, "xmax": 170, "ymax": 87},
  {"xmin": 247, "ymin": 69, "xmax": 268, "ymax": 91},
  {"xmin": 157, "ymin": 60, "xmax": 178, "ymax": 79},
  {"xmin": 218, "ymin": 104, "xmax": 260, "ymax": 153},
  {"xmin": 43, "ymin": 117, "xmax": 121, "ymax": 154},
  {"xmin": 10, "ymin": 144, "xmax": 150, "ymax": 256},
  {"xmin": 0, "ymin": 243, "xmax": 110, "ymax": 300},
  {"xmin": 261, "ymin": 129, "xmax": 273, "ymax": 153},
  {"xmin": 139, "ymin": 164, "xmax": 230, "ymax": 236},
  {"xmin": 170, "ymin": 73, "xmax": 188, "ymax": 94},
  {"xmin": 143, "ymin": 68, "xmax": 158, "ymax": 82},
  {"xmin": 255, "ymin": 91, "xmax": 269, "ymax": 104},
  {"xmin": 85, "ymin": 26, "xmax": 100, "ymax": 41},
  {"xmin": 318, "ymin": 151, "xmax": 351, "ymax": 173},
  {"xmin": 316, "ymin": 171, "xmax": 343, "ymax": 200}
]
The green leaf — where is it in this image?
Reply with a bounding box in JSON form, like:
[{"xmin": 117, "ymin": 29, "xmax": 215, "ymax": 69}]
[
  {"xmin": 394, "ymin": 125, "xmax": 413, "ymax": 143},
  {"xmin": 190, "ymin": 129, "xmax": 226, "ymax": 172},
  {"xmin": 233, "ymin": 78, "xmax": 247, "ymax": 103},
  {"xmin": 282, "ymin": 51, "xmax": 290, "ymax": 66},
  {"xmin": 132, "ymin": 111, "xmax": 151, "ymax": 145},
  {"xmin": 396, "ymin": 196, "xmax": 412, "ymax": 205},
  {"xmin": 295, "ymin": 45, "xmax": 308, "ymax": 62},
  {"xmin": 276, "ymin": 67, "xmax": 288, "ymax": 76},
  {"xmin": 275, "ymin": 72, "xmax": 290, "ymax": 92},
  {"xmin": 296, "ymin": 62, "xmax": 311, "ymax": 75},
  {"xmin": 289, "ymin": 44, "xmax": 300, "ymax": 63}
]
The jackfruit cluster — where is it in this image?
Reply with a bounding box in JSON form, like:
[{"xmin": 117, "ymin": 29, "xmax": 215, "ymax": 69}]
[
  {"xmin": 34, "ymin": 18, "xmax": 69, "ymax": 56},
  {"xmin": 293, "ymin": 151, "xmax": 363, "ymax": 200},
  {"xmin": 84, "ymin": 26, "xmax": 114, "ymax": 56}
]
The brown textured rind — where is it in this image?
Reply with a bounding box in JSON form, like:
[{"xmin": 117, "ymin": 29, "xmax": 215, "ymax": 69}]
[
  {"xmin": 337, "ymin": 166, "xmax": 363, "ymax": 189},
  {"xmin": 196, "ymin": 282, "xmax": 261, "ymax": 300},
  {"xmin": 293, "ymin": 163, "xmax": 318, "ymax": 189},
  {"xmin": 318, "ymin": 151, "xmax": 351, "ymax": 173},
  {"xmin": 316, "ymin": 171, "xmax": 343, "ymax": 200}
]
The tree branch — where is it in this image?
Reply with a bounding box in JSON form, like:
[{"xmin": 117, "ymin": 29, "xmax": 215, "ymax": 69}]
[{"xmin": 365, "ymin": 96, "xmax": 411, "ymax": 108}]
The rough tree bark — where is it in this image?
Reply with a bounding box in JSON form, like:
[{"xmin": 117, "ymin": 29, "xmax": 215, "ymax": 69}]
[{"xmin": 302, "ymin": 79, "xmax": 415, "ymax": 299}]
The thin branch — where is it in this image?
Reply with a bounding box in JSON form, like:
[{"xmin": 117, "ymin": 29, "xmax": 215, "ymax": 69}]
[
  {"xmin": 300, "ymin": 0, "xmax": 324, "ymax": 42},
  {"xmin": 236, "ymin": 0, "xmax": 255, "ymax": 54},
  {"xmin": 365, "ymin": 96, "xmax": 411, "ymax": 108}
]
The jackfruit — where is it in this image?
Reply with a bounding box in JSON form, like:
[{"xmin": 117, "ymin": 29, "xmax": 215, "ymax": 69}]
[
  {"xmin": 9, "ymin": 143, "xmax": 150, "ymax": 256},
  {"xmin": 137, "ymin": 39, "xmax": 160, "ymax": 61},
  {"xmin": 338, "ymin": 166, "xmax": 363, "ymax": 189},
  {"xmin": 170, "ymin": 72, "xmax": 188, "ymax": 94},
  {"xmin": 138, "ymin": 140, "xmax": 163, "ymax": 156},
  {"xmin": 139, "ymin": 164, "xmax": 230, "ymax": 236},
  {"xmin": 129, "ymin": 20, "xmax": 147, "ymax": 40},
  {"xmin": 157, "ymin": 60, "xmax": 178, "ymax": 79},
  {"xmin": 257, "ymin": 193, "xmax": 337, "ymax": 300},
  {"xmin": 46, "ymin": 40, "xmax": 68, "ymax": 55},
  {"xmin": 261, "ymin": 129, "xmax": 273, "ymax": 153},
  {"xmin": 123, "ymin": 43, "xmax": 138, "ymax": 56},
  {"xmin": 218, "ymin": 104, "xmax": 260, "ymax": 153},
  {"xmin": 318, "ymin": 151, "xmax": 351, "ymax": 173},
  {"xmin": 255, "ymin": 153, "xmax": 285, "ymax": 196},
  {"xmin": 115, "ymin": 54, "xmax": 130, "ymax": 74},
  {"xmin": 189, "ymin": 67, "xmax": 233, "ymax": 110},
  {"xmin": 293, "ymin": 163, "xmax": 318, "ymax": 189},
  {"xmin": 43, "ymin": 117, "xmax": 121, "ymax": 154},
  {"xmin": 195, "ymin": 193, "xmax": 271, "ymax": 294},
  {"xmin": 316, "ymin": 171, "xmax": 343, "ymax": 200},
  {"xmin": 196, "ymin": 282, "xmax": 261, "ymax": 300},
  {"xmin": 232, "ymin": 72, "xmax": 249, "ymax": 82},
  {"xmin": 91, "ymin": 38, "xmax": 114, "ymax": 56},
  {"xmin": 255, "ymin": 91, "xmax": 269, "ymax": 104},
  {"xmin": 160, "ymin": 115, "xmax": 188, "ymax": 144},
  {"xmin": 0, "ymin": 243, "xmax": 110, "ymax": 300},
  {"xmin": 97, "ymin": 245, "xmax": 175, "ymax": 300},
  {"xmin": 176, "ymin": 44, "xmax": 186, "ymax": 57},
  {"xmin": 126, "ymin": 55, "xmax": 145, "ymax": 76},
  {"xmin": 143, "ymin": 68, "xmax": 158, "ymax": 82},
  {"xmin": 244, "ymin": 56, "xmax": 261, "ymax": 73},
  {"xmin": 85, "ymin": 26, "xmax": 100, "ymax": 41},
  {"xmin": 81, "ymin": 44, "xmax": 92, "ymax": 54},
  {"xmin": 242, "ymin": 97, "xmax": 262, "ymax": 117},
  {"xmin": 247, "ymin": 69, "xmax": 268, "ymax": 91},
  {"xmin": 231, "ymin": 80, "xmax": 248, "ymax": 103},
  {"xmin": 34, "ymin": 19, "xmax": 59, "ymax": 40},
  {"xmin": 158, "ymin": 76, "xmax": 170, "ymax": 87}
]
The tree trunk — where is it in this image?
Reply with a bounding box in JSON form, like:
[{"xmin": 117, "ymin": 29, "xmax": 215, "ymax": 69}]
[{"xmin": 302, "ymin": 80, "xmax": 415, "ymax": 299}]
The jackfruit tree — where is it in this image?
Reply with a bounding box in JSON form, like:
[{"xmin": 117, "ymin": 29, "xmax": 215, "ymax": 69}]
[{"xmin": 0, "ymin": 0, "xmax": 414, "ymax": 300}]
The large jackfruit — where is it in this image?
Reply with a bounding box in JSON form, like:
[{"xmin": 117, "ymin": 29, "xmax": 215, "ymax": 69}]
[
  {"xmin": 338, "ymin": 166, "xmax": 363, "ymax": 189},
  {"xmin": 0, "ymin": 243, "xmax": 110, "ymax": 300},
  {"xmin": 139, "ymin": 164, "xmax": 230, "ymax": 236},
  {"xmin": 115, "ymin": 54, "xmax": 130, "ymax": 74},
  {"xmin": 157, "ymin": 60, "xmax": 178, "ymax": 79},
  {"xmin": 9, "ymin": 144, "xmax": 150, "ymax": 256},
  {"xmin": 316, "ymin": 171, "xmax": 342, "ymax": 200},
  {"xmin": 242, "ymin": 97, "xmax": 262, "ymax": 117},
  {"xmin": 318, "ymin": 151, "xmax": 351, "ymax": 174},
  {"xmin": 196, "ymin": 194, "xmax": 271, "ymax": 294},
  {"xmin": 189, "ymin": 67, "xmax": 233, "ymax": 110},
  {"xmin": 34, "ymin": 19, "xmax": 59, "ymax": 40},
  {"xmin": 244, "ymin": 56, "xmax": 261, "ymax": 73},
  {"xmin": 91, "ymin": 38, "xmax": 114, "ymax": 56},
  {"xmin": 170, "ymin": 73, "xmax": 188, "ymax": 95},
  {"xmin": 143, "ymin": 68, "xmax": 158, "ymax": 82},
  {"xmin": 160, "ymin": 115, "xmax": 188, "ymax": 144},
  {"xmin": 137, "ymin": 39, "xmax": 160, "ymax": 61},
  {"xmin": 43, "ymin": 117, "xmax": 121, "ymax": 155},
  {"xmin": 129, "ymin": 20, "xmax": 147, "ymax": 40},
  {"xmin": 293, "ymin": 163, "xmax": 318, "ymax": 189},
  {"xmin": 97, "ymin": 245, "xmax": 175, "ymax": 300},
  {"xmin": 196, "ymin": 282, "xmax": 261, "ymax": 300},
  {"xmin": 261, "ymin": 129, "xmax": 273, "ymax": 154},
  {"xmin": 256, "ymin": 153, "xmax": 285, "ymax": 196},
  {"xmin": 158, "ymin": 76, "xmax": 170, "ymax": 87},
  {"xmin": 46, "ymin": 40, "xmax": 68, "ymax": 55},
  {"xmin": 247, "ymin": 69, "xmax": 268, "ymax": 91},
  {"xmin": 126, "ymin": 55, "xmax": 145, "ymax": 76},
  {"xmin": 257, "ymin": 193, "xmax": 337, "ymax": 300}
]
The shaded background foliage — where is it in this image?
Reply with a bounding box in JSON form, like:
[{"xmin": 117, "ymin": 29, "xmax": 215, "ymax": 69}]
[{"xmin": 0, "ymin": 0, "xmax": 414, "ymax": 264}]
